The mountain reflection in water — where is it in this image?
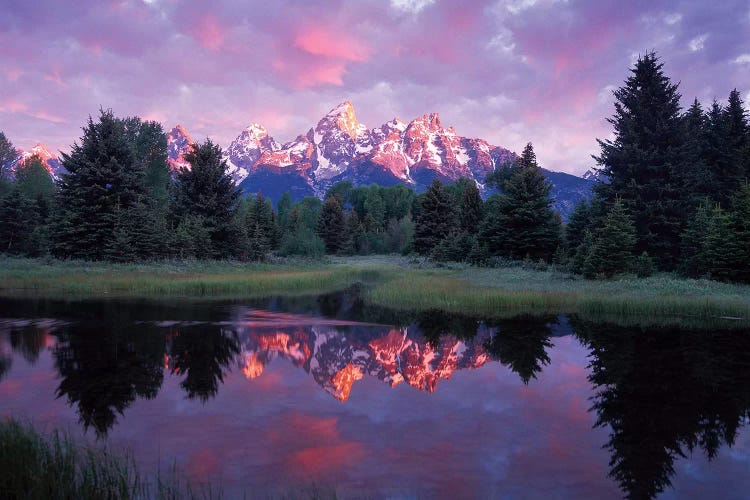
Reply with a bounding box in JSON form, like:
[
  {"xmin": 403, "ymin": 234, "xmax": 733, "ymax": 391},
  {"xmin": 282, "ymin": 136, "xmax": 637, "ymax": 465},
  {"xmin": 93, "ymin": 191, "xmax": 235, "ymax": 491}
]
[{"xmin": 0, "ymin": 295, "xmax": 749, "ymax": 499}]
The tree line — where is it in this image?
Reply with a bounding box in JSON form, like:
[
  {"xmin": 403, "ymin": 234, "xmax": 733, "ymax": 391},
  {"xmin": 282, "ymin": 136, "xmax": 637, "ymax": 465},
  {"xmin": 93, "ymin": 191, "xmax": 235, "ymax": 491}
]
[{"xmin": 0, "ymin": 51, "xmax": 748, "ymax": 281}]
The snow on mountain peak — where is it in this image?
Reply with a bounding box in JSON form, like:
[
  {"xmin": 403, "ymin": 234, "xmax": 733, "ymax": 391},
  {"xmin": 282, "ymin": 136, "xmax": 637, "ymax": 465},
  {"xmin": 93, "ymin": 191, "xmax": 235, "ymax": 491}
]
[
  {"xmin": 166, "ymin": 124, "xmax": 195, "ymax": 172},
  {"xmin": 10, "ymin": 142, "xmax": 64, "ymax": 179}
]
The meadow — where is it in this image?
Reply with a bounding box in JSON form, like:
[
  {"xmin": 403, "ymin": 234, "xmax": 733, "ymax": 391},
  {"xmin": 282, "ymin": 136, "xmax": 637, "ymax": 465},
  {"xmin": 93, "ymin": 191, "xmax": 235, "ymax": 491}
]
[{"xmin": 1, "ymin": 255, "xmax": 749, "ymax": 323}]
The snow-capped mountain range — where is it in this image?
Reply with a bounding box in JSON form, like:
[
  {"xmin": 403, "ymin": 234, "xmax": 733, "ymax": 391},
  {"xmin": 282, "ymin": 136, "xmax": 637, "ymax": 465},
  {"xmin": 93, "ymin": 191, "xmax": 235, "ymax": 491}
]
[
  {"xmin": 7, "ymin": 143, "xmax": 64, "ymax": 179},
  {"xmin": 10, "ymin": 101, "xmax": 594, "ymax": 218},
  {"xmin": 166, "ymin": 100, "xmax": 593, "ymax": 217}
]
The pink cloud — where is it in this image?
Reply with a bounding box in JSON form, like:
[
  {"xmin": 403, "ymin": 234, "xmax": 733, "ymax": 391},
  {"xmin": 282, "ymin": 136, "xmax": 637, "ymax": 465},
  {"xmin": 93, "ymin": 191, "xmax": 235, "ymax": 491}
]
[
  {"xmin": 293, "ymin": 27, "xmax": 371, "ymax": 62},
  {"xmin": 192, "ymin": 14, "xmax": 224, "ymax": 50}
]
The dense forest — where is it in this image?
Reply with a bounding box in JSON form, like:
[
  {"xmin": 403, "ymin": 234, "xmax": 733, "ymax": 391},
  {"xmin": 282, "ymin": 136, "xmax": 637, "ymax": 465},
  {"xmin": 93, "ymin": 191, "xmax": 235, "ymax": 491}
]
[{"xmin": 0, "ymin": 52, "xmax": 748, "ymax": 282}]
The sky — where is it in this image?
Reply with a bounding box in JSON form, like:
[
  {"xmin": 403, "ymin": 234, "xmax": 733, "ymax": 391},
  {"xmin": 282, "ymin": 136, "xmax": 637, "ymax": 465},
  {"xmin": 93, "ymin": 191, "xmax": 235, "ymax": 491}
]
[{"xmin": 1, "ymin": 0, "xmax": 749, "ymax": 176}]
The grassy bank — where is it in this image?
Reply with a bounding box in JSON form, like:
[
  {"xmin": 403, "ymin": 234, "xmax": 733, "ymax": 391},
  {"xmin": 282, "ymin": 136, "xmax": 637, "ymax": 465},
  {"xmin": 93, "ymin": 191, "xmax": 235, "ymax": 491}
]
[{"xmin": 1, "ymin": 255, "xmax": 749, "ymax": 322}]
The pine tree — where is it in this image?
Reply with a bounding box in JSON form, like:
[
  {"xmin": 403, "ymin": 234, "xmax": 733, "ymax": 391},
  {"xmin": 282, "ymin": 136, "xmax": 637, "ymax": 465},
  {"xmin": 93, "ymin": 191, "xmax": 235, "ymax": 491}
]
[
  {"xmin": 317, "ymin": 196, "xmax": 346, "ymax": 254},
  {"xmin": 727, "ymin": 183, "xmax": 750, "ymax": 282},
  {"xmin": 55, "ymin": 110, "xmax": 143, "ymax": 259},
  {"xmin": 703, "ymin": 205, "xmax": 734, "ymax": 281},
  {"xmin": 125, "ymin": 118, "xmax": 170, "ymax": 206},
  {"xmin": 593, "ymin": 53, "xmax": 685, "ymax": 269},
  {"xmin": 0, "ymin": 131, "xmax": 17, "ymax": 181},
  {"xmin": 414, "ymin": 179, "xmax": 454, "ymax": 255},
  {"xmin": 680, "ymin": 200, "xmax": 713, "ymax": 278},
  {"xmin": 0, "ymin": 188, "xmax": 31, "ymax": 254},
  {"xmin": 582, "ymin": 198, "xmax": 636, "ymax": 278},
  {"xmin": 725, "ymin": 89, "xmax": 748, "ymax": 184},
  {"xmin": 15, "ymin": 154, "xmax": 56, "ymax": 201},
  {"xmin": 704, "ymin": 101, "xmax": 734, "ymax": 207},
  {"xmin": 571, "ymin": 229, "xmax": 595, "ymax": 275},
  {"xmin": 277, "ymin": 191, "xmax": 293, "ymax": 233},
  {"xmin": 459, "ymin": 181, "xmax": 483, "ymax": 235},
  {"xmin": 680, "ymin": 99, "xmax": 713, "ymax": 206},
  {"xmin": 565, "ymin": 199, "xmax": 591, "ymax": 255},
  {"xmin": 172, "ymin": 139, "xmax": 241, "ymax": 259},
  {"xmin": 480, "ymin": 143, "xmax": 561, "ymax": 261}
]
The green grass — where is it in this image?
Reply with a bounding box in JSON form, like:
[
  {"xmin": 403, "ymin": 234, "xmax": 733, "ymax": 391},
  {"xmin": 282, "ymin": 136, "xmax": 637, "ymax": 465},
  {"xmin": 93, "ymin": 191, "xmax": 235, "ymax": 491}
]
[{"xmin": 1, "ymin": 255, "xmax": 749, "ymax": 323}]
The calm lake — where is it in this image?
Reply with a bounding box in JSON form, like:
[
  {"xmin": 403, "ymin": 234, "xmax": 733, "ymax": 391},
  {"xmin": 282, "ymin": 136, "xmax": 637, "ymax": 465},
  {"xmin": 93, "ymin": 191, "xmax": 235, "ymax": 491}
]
[{"xmin": 1, "ymin": 293, "xmax": 749, "ymax": 499}]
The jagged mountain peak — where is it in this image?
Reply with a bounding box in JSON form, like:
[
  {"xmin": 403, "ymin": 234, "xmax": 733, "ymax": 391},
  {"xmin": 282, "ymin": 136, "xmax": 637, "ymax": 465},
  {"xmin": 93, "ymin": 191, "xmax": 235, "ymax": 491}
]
[
  {"xmin": 166, "ymin": 124, "xmax": 195, "ymax": 172},
  {"xmin": 318, "ymin": 100, "xmax": 363, "ymax": 141},
  {"xmin": 408, "ymin": 112, "xmax": 443, "ymax": 132}
]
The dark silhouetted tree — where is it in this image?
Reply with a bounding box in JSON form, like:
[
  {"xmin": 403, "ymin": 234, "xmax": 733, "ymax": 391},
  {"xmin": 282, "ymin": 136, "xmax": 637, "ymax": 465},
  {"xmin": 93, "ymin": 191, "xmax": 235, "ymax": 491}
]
[{"xmin": 593, "ymin": 53, "xmax": 685, "ymax": 269}]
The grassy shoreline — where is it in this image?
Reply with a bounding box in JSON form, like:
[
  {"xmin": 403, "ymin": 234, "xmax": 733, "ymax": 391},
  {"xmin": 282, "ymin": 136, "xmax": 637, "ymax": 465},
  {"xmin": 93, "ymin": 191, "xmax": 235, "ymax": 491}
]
[{"xmin": 1, "ymin": 255, "xmax": 749, "ymax": 322}]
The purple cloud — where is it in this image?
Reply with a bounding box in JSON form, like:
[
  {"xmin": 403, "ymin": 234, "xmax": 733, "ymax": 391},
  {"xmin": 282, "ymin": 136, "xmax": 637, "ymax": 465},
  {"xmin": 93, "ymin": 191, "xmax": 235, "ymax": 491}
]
[{"xmin": 0, "ymin": 0, "xmax": 748, "ymax": 174}]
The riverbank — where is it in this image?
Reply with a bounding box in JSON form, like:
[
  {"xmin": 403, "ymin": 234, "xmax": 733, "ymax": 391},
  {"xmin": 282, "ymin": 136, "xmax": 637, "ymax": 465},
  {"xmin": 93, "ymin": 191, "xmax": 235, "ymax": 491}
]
[{"xmin": 1, "ymin": 255, "xmax": 749, "ymax": 322}]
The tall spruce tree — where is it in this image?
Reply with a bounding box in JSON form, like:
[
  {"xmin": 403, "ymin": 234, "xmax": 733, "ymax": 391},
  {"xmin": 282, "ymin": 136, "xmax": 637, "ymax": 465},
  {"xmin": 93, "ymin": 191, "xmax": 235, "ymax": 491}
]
[
  {"xmin": 459, "ymin": 181, "xmax": 483, "ymax": 235},
  {"xmin": 725, "ymin": 89, "xmax": 748, "ymax": 183},
  {"xmin": 173, "ymin": 139, "xmax": 241, "ymax": 258},
  {"xmin": 582, "ymin": 198, "xmax": 637, "ymax": 279},
  {"xmin": 703, "ymin": 101, "xmax": 734, "ymax": 207},
  {"xmin": 727, "ymin": 183, "xmax": 750, "ymax": 282},
  {"xmin": 0, "ymin": 188, "xmax": 31, "ymax": 254},
  {"xmin": 593, "ymin": 53, "xmax": 685, "ymax": 269},
  {"xmin": 680, "ymin": 99, "xmax": 713, "ymax": 206},
  {"xmin": 0, "ymin": 131, "xmax": 17, "ymax": 182},
  {"xmin": 680, "ymin": 200, "xmax": 713, "ymax": 278},
  {"xmin": 55, "ymin": 110, "xmax": 143, "ymax": 259},
  {"xmin": 480, "ymin": 143, "xmax": 560, "ymax": 261},
  {"xmin": 565, "ymin": 199, "xmax": 591, "ymax": 254},
  {"xmin": 414, "ymin": 179, "xmax": 454, "ymax": 255},
  {"xmin": 317, "ymin": 196, "xmax": 346, "ymax": 254}
]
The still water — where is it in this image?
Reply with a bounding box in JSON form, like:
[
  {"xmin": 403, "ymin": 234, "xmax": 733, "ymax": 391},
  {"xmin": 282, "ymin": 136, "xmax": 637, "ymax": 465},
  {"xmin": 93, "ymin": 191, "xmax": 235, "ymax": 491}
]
[{"xmin": 1, "ymin": 293, "xmax": 749, "ymax": 499}]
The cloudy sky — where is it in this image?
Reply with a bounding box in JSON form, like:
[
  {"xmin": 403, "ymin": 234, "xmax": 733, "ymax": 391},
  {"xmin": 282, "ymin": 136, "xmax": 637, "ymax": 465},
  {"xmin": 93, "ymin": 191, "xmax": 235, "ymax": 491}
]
[{"xmin": 1, "ymin": 0, "xmax": 749, "ymax": 175}]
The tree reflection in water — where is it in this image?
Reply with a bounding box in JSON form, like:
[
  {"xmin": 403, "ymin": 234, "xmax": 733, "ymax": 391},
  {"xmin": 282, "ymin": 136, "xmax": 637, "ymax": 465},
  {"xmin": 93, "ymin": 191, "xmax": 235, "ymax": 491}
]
[
  {"xmin": 574, "ymin": 318, "xmax": 750, "ymax": 499},
  {"xmin": 53, "ymin": 323, "xmax": 166, "ymax": 437},
  {"xmin": 167, "ymin": 325, "xmax": 240, "ymax": 403},
  {"xmin": 484, "ymin": 315, "xmax": 555, "ymax": 384}
]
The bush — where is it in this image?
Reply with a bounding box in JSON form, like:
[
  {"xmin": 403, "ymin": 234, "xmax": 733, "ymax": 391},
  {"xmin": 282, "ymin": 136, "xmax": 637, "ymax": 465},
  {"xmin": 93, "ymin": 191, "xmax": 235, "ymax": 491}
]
[
  {"xmin": 634, "ymin": 252, "xmax": 655, "ymax": 278},
  {"xmin": 279, "ymin": 228, "xmax": 326, "ymax": 258}
]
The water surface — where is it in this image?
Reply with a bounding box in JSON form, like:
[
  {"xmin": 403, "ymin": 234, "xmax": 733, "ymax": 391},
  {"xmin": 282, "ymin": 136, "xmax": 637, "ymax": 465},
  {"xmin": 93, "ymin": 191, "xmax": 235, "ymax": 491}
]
[{"xmin": 1, "ymin": 294, "xmax": 749, "ymax": 499}]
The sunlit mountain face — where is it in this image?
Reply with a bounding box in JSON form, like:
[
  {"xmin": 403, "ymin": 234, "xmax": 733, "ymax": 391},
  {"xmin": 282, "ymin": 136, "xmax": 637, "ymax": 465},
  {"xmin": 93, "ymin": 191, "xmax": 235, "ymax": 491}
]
[{"xmin": 1, "ymin": 294, "xmax": 750, "ymax": 498}]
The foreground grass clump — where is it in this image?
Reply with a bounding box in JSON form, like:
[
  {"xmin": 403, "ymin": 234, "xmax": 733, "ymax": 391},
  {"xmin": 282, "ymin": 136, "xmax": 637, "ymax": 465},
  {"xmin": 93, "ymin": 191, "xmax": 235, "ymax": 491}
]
[
  {"xmin": 0, "ymin": 419, "xmax": 199, "ymax": 500},
  {"xmin": 0, "ymin": 419, "xmax": 340, "ymax": 500}
]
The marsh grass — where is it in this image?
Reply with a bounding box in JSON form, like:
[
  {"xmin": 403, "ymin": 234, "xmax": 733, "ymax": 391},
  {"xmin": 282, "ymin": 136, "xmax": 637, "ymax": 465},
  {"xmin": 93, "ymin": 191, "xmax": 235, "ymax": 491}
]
[
  {"xmin": 1, "ymin": 256, "xmax": 749, "ymax": 323},
  {"xmin": 0, "ymin": 419, "xmax": 206, "ymax": 500},
  {"xmin": 0, "ymin": 419, "xmax": 343, "ymax": 500}
]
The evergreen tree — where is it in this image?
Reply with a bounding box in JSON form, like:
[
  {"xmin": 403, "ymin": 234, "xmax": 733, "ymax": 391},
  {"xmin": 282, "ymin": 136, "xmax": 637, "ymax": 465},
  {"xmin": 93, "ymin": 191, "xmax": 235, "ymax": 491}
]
[
  {"xmin": 0, "ymin": 188, "xmax": 31, "ymax": 254},
  {"xmin": 582, "ymin": 198, "xmax": 636, "ymax": 278},
  {"xmin": 571, "ymin": 229, "xmax": 595, "ymax": 275},
  {"xmin": 277, "ymin": 191, "xmax": 293, "ymax": 233},
  {"xmin": 55, "ymin": 110, "xmax": 143, "ymax": 260},
  {"xmin": 125, "ymin": 118, "xmax": 170, "ymax": 206},
  {"xmin": 565, "ymin": 199, "xmax": 591, "ymax": 254},
  {"xmin": 702, "ymin": 205, "xmax": 734, "ymax": 281},
  {"xmin": 0, "ymin": 131, "xmax": 17, "ymax": 182},
  {"xmin": 480, "ymin": 143, "xmax": 560, "ymax": 261},
  {"xmin": 680, "ymin": 99, "xmax": 713, "ymax": 206},
  {"xmin": 172, "ymin": 139, "xmax": 241, "ymax": 258},
  {"xmin": 727, "ymin": 183, "xmax": 750, "ymax": 282},
  {"xmin": 247, "ymin": 221, "xmax": 270, "ymax": 261},
  {"xmin": 593, "ymin": 53, "xmax": 685, "ymax": 269},
  {"xmin": 459, "ymin": 181, "xmax": 483, "ymax": 235},
  {"xmin": 680, "ymin": 200, "xmax": 713, "ymax": 278},
  {"xmin": 317, "ymin": 196, "xmax": 346, "ymax": 254},
  {"xmin": 414, "ymin": 179, "xmax": 454, "ymax": 255},
  {"xmin": 363, "ymin": 189, "xmax": 386, "ymax": 232},
  {"xmin": 725, "ymin": 89, "xmax": 748, "ymax": 183},
  {"xmin": 14, "ymin": 154, "xmax": 56, "ymax": 201},
  {"xmin": 703, "ymin": 101, "xmax": 734, "ymax": 207}
]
